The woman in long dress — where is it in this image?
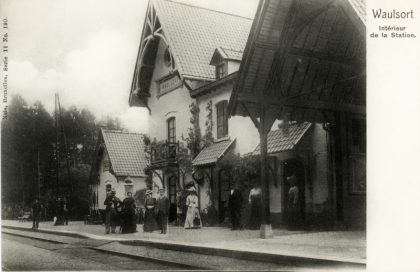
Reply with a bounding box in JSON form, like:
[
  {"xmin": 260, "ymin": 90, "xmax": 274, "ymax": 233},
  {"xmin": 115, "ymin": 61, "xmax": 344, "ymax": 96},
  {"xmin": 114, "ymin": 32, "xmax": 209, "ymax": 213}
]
[
  {"xmin": 121, "ymin": 192, "xmax": 137, "ymax": 234},
  {"xmin": 248, "ymin": 185, "xmax": 262, "ymax": 230},
  {"xmin": 143, "ymin": 190, "xmax": 158, "ymax": 232},
  {"xmin": 184, "ymin": 187, "xmax": 202, "ymax": 229}
]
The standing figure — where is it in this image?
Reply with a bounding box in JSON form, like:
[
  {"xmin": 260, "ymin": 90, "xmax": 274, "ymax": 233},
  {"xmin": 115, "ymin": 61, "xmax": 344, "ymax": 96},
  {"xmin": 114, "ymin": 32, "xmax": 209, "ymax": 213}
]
[
  {"xmin": 32, "ymin": 199, "xmax": 41, "ymax": 229},
  {"xmin": 54, "ymin": 197, "xmax": 64, "ymax": 226},
  {"xmin": 184, "ymin": 187, "xmax": 202, "ymax": 229},
  {"xmin": 63, "ymin": 198, "xmax": 69, "ymax": 225},
  {"xmin": 121, "ymin": 192, "xmax": 137, "ymax": 234},
  {"xmin": 229, "ymin": 182, "xmax": 243, "ymax": 230},
  {"xmin": 104, "ymin": 188, "xmax": 122, "ymax": 234},
  {"xmin": 157, "ymin": 188, "xmax": 170, "ymax": 234},
  {"xmin": 286, "ymin": 175, "xmax": 301, "ymax": 230},
  {"xmin": 143, "ymin": 190, "xmax": 158, "ymax": 232},
  {"xmin": 248, "ymin": 184, "xmax": 262, "ymax": 230}
]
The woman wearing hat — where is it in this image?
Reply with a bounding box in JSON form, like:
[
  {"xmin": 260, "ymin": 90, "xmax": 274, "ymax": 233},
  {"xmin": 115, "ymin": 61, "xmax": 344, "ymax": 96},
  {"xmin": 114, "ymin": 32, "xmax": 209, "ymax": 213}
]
[
  {"xmin": 184, "ymin": 186, "xmax": 202, "ymax": 229},
  {"xmin": 143, "ymin": 190, "xmax": 158, "ymax": 232}
]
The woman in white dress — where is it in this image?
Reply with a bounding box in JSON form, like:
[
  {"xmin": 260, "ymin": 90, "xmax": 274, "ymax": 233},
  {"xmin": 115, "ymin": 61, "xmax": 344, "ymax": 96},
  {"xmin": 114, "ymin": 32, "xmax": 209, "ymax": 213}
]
[{"xmin": 184, "ymin": 187, "xmax": 202, "ymax": 229}]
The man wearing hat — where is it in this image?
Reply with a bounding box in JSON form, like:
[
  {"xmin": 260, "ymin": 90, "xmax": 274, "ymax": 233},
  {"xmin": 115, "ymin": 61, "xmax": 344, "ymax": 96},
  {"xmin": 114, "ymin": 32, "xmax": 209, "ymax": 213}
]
[
  {"xmin": 143, "ymin": 189, "xmax": 158, "ymax": 232},
  {"xmin": 104, "ymin": 188, "xmax": 122, "ymax": 234},
  {"xmin": 157, "ymin": 188, "xmax": 170, "ymax": 234}
]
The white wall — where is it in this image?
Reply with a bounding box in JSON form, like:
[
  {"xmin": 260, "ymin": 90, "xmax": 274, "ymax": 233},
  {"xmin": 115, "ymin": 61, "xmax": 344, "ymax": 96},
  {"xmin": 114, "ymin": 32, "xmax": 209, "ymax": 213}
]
[
  {"xmin": 227, "ymin": 60, "xmax": 240, "ymax": 74},
  {"xmin": 196, "ymin": 85, "xmax": 259, "ymax": 155},
  {"xmin": 147, "ymin": 39, "xmax": 194, "ymax": 143}
]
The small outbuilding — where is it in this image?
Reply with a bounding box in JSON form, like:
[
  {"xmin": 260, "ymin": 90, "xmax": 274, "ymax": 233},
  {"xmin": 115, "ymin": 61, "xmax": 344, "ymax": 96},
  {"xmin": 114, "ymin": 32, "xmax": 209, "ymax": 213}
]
[{"xmin": 89, "ymin": 129, "xmax": 149, "ymax": 211}]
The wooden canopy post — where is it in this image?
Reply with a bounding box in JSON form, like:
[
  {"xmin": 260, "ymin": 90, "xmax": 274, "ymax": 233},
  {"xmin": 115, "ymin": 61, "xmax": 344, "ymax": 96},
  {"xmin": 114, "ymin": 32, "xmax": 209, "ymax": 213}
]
[
  {"xmin": 242, "ymin": 102, "xmax": 278, "ymax": 238},
  {"xmin": 259, "ymin": 121, "xmax": 272, "ymax": 238}
]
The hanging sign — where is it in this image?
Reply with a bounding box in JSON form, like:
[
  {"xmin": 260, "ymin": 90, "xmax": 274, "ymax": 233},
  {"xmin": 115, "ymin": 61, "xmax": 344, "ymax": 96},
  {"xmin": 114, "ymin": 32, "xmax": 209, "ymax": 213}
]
[{"xmin": 159, "ymin": 74, "xmax": 182, "ymax": 96}]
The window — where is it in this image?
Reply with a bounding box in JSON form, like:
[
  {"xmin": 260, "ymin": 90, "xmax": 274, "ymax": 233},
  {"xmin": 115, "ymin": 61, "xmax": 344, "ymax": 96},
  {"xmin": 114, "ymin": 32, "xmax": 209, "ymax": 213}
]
[
  {"xmin": 163, "ymin": 48, "xmax": 172, "ymax": 67},
  {"xmin": 216, "ymin": 101, "xmax": 228, "ymax": 138},
  {"xmin": 216, "ymin": 63, "xmax": 226, "ymax": 79},
  {"xmin": 167, "ymin": 117, "xmax": 176, "ymax": 143}
]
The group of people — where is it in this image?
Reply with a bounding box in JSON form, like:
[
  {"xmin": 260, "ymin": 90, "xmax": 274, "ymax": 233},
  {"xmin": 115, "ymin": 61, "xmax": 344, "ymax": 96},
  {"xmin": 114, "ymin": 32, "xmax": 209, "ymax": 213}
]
[
  {"xmin": 227, "ymin": 175, "xmax": 301, "ymax": 231},
  {"xmin": 53, "ymin": 197, "xmax": 69, "ymax": 226},
  {"xmin": 103, "ymin": 189, "xmax": 138, "ymax": 234},
  {"xmin": 29, "ymin": 177, "xmax": 300, "ymax": 234},
  {"xmin": 104, "ymin": 188, "xmax": 171, "ymax": 234},
  {"xmin": 143, "ymin": 188, "xmax": 170, "ymax": 233},
  {"xmin": 30, "ymin": 196, "xmax": 70, "ymax": 229}
]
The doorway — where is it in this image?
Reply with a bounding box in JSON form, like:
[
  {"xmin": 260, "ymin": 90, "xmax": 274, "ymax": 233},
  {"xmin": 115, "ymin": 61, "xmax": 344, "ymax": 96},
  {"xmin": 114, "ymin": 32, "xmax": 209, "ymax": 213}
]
[
  {"xmin": 218, "ymin": 169, "xmax": 230, "ymax": 223},
  {"xmin": 168, "ymin": 176, "xmax": 177, "ymax": 222}
]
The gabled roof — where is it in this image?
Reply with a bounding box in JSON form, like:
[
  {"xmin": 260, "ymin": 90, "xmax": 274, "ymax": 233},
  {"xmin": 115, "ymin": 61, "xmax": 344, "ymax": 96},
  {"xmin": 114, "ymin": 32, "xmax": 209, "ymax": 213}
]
[
  {"xmin": 153, "ymin": 0, "xmax": 253, "ymax": 80},
  {"xmin": 192, "ymin": 139, "xmax": 236, "ymax": 167},
  {"xmin": 100, "ymin": 129, "xmax": 148, "ymax": 177},
  {"xmin": 253, "ymin": 123, "xmax": 311, "ymax": 155}
]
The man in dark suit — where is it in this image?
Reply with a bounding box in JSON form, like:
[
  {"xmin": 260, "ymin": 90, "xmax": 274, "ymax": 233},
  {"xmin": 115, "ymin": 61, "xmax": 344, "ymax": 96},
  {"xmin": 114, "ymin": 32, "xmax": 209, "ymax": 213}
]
[
  {"xmin": 228, "ymin": 182, "xmax": 243, "ymax": 230},
  {"xmin": 157, "ymin": 188, "xmax": 170, "ymax": 234},
  {"xmin": 104, "ymin": 189, "xmax": 122, "ymax": 234},
  {"xmin": 31, "ymin": 198, "xmax": 41, "ymax": 229}
]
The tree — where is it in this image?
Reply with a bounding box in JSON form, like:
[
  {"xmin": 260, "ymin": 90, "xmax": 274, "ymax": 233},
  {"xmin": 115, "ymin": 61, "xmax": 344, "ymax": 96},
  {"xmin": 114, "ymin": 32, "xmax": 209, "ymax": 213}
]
[
  {"xmin": 219, "ymin": 153, "xmax": 260, "ymax": 189},
  {"xmin": 2, "ymin": 95, "xmax": 29, "ymax": 205}
]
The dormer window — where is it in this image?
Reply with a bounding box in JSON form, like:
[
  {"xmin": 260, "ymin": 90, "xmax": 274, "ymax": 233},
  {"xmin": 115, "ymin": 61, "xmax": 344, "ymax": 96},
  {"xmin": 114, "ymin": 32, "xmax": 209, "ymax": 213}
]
[
  {"xmin": 216, "ymin": 63, "xmax": 226, "ymax": 79},
  {"xmin": 210, "ymin": 47, "xmax": 243, "ymax": 80}
]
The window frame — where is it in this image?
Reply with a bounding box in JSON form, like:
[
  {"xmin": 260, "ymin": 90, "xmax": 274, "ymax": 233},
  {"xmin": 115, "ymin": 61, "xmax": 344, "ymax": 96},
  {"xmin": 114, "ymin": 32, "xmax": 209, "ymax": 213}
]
[
  {"xmin": 216, "ymin": 63, "xmax": 226, "ymax": 79},
  {"xmin": 216, "ymin": 100, "xmax": 229, "ymax": 139},
  {"xmin": 167, "ymin": 117, "xmax": 176, "ymax": 143}
]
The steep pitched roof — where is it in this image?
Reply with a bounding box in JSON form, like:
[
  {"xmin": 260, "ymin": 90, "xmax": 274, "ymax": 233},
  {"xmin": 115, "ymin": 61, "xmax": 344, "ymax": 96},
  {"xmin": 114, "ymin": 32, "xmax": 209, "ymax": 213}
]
[
  {"xmin": 253, "ymin": 123, "xmax": 311, "ymax": 155},
  {"xmin": 101, "ymin": 129, "xmax": 148, "ymax": 177},
  {"xmin": 154, "ymin": 0, "xmax": 253, "ymax": 80},
  {"xmin": 192, "ymin": 139, "xmax": 236, "ymax": 167}
]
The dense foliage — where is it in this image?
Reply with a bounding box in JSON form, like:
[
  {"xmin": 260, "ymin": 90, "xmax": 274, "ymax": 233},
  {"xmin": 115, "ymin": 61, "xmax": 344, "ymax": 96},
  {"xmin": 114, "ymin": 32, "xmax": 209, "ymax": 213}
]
[{"xmin": 1, "ymin": 94, "xmax": 123, "ymax": 219}]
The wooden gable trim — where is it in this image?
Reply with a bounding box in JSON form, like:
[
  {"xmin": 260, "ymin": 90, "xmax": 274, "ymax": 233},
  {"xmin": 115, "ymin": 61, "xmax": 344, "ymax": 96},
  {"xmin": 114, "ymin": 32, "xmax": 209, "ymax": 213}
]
[{"xmin": 129, "ymin": 0, "xmax": 184, "ymax": 108}]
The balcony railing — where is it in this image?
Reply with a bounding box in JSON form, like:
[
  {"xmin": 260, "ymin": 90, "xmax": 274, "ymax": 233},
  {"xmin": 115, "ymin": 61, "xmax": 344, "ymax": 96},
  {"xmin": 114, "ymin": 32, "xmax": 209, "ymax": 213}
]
[{"xmin": 150, "ymin": 141, "xmax": 179, "ymax": 166}]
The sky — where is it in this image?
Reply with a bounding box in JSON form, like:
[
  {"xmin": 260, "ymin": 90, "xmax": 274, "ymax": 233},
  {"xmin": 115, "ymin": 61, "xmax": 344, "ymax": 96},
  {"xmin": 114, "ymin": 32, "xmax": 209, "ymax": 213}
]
[{"xmin": 0, "ymin": 0, "xmax": 259, "ymax": 133}]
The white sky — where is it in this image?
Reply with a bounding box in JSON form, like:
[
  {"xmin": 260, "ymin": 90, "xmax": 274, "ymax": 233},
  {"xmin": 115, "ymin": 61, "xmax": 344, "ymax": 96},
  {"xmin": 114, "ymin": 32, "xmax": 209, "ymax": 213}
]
[{"xmin": 1, "ymin": 0, "xmax": 259, "ymax": 133}]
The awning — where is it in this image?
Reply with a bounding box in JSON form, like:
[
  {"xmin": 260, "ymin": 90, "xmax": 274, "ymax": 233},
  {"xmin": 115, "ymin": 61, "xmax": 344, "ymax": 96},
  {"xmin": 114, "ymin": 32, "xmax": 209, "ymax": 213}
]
[
  {"xmin": 192, "ymin": 139, "xmax": 236, "ymax": 167},
  {"xmin": 229, "ymin": 0, "xmax": 366, "ymax": 123},
  {"xmin": 253, "ymin": 122, "xmax": 311, "ymax": 155}
]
